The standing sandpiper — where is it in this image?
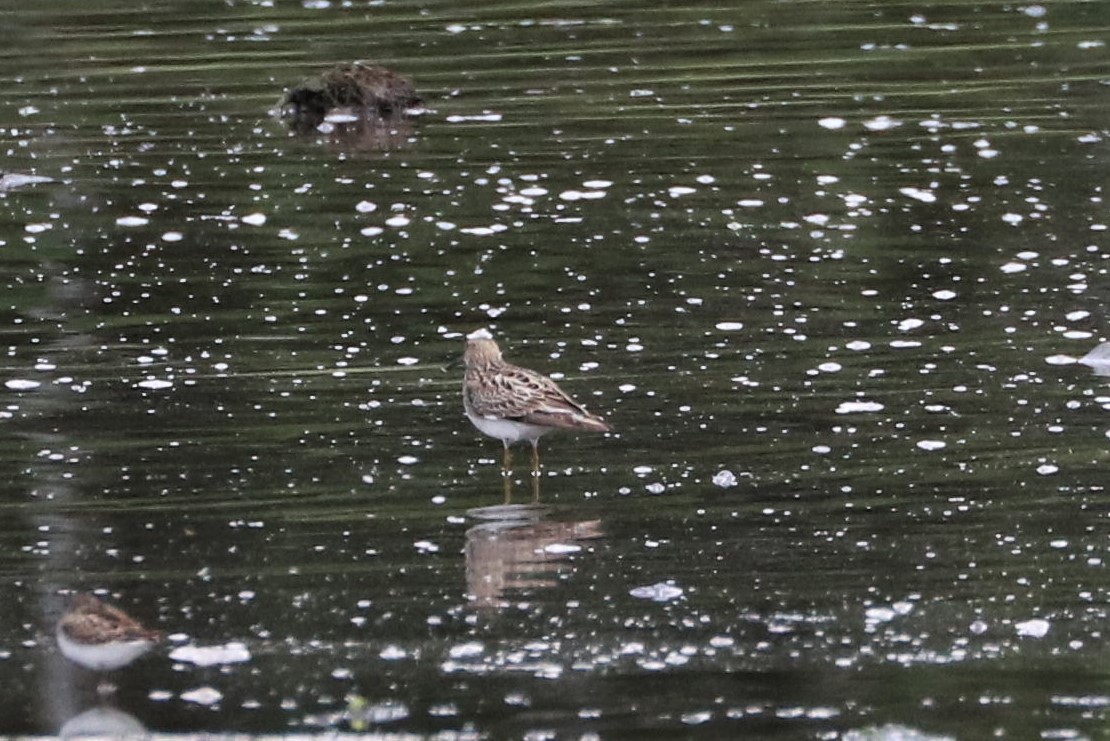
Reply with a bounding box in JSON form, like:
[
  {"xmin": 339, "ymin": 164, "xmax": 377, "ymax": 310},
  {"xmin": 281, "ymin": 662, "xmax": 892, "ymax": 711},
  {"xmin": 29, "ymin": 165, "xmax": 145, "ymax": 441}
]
[{"xmin": 463, "ymin": 329, "xmax": 611, "ymax": 496}]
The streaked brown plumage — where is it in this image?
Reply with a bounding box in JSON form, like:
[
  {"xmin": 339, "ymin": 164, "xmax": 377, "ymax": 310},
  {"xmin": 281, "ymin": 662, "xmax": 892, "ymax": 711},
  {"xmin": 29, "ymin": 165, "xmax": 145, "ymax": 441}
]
[
  {"xmin": 463, "ymin": 329, "xmax": 610, "ymax": 491},
  {"xmin": 56, "ymin": 594, "xmax": 161, "ymax": 672}
]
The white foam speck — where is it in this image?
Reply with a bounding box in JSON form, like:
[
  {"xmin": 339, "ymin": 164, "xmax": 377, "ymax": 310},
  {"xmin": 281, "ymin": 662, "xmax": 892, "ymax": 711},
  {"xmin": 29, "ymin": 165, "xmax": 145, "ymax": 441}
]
[
  {"xmin": 863, "ymin": 115, "xmax": 901, "ymax": 131},
  {"xmin": 900, "ymin": 187, "xmax": 937, "ymax": 203},
  {"xmin": 836, "ymin": 401, "xmax": 884, "ymax": 414},
  {"xmin": 818, "ymin": 117, "xmax": 847, "ymax": 130},
  {"xmin": 712, "ymin": 470, "xmax": 738, "ymax": 488},
  {"xmin": 629, "ymin": 582, "xmax": 684, "ymax": 602},
  {"xmin": 445, "ymin": 112, "xmax": 502, "ymax": 123},
  {"xmin": 181, "ymin": 686, "xmax": 224, "ymax": 706},
  {"xmin": 543, "ymin": 543, "xmax": 582, "ymax": 555},
  {"xmin": 448, "ymin": 641, "xmax": 484, "ymax": 658},
  {"xmin": 1015, "ymin": 618, "xmax": 1050, "ymax": 638},
  {"xmin": 865, "ymin": 606, "xmax": 897, "ymax": 624},
  {"xmin": 682, "ymin": 711, "xmax": 712, "ymax": 725},
  {"xmin": 380, "ymin": 645, "xmax": 407, "ymax": 660},
  {"xmin": 169, "ymin": 642, "xmax": 251, "ymax": 667},
  {"xmin": 460, "ymin": 225, "xmax": 507, "ymax": 236}
]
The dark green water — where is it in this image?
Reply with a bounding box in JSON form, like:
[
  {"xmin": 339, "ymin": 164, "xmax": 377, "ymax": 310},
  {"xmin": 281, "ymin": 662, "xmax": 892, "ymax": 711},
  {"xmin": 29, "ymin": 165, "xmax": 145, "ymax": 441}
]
[{"xmin": 1, "ymin": 0, "xmax": 1107, "ymax": 737}]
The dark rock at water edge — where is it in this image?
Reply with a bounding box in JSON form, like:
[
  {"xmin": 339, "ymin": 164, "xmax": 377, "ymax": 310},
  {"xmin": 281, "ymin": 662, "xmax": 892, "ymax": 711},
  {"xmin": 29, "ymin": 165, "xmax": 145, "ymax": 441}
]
[{"xmin": 280, "ymin": 63, "xmax": 422, "ymax": 132}]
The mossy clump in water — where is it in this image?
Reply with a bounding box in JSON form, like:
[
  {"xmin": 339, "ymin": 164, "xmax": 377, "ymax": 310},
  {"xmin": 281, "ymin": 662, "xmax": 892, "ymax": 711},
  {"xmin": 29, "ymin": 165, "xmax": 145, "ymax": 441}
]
[{"xmin": 281, "ymin": 63, "xmax": 421, "ymax": 131}]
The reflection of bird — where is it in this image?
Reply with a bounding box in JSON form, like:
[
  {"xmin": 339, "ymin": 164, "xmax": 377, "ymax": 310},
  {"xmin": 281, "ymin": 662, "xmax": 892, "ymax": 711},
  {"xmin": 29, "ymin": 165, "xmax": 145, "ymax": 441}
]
[
  {"xmin": 465, "ymin": 505, "xmax": 603, "ymax": 609},
  {"xmin": 59, "ymin": 705, "xmax": 148, "ymax": 738},
  {"xmin": 463, "ymin": 329, "xmax": 611, "ymax": 495},
  {"xmin": 56, "ymin": 594, "xmax": 161, "ymax": 673}
]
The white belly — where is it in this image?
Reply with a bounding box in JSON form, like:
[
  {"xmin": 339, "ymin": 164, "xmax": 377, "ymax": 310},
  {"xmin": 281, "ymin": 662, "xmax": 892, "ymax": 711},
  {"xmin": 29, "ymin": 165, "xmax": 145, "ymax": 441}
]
[
  {"xmin": 56, "ymin": 627, "xmax": 155, "ymax": 672},
  {"xmin": 467, "ymin": 413, "xmax": 550, "ymax": 444}
]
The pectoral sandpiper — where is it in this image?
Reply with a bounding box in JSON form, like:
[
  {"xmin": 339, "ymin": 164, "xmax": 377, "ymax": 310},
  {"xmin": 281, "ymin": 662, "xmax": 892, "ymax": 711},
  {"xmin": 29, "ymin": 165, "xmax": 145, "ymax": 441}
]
[
  {"xmin": 56, "ymin": 594, "xmax": 161, "ymax": 674},
  {"xmin": 463, "ymin": 329, "xmax": 610, "ymax": 496}
]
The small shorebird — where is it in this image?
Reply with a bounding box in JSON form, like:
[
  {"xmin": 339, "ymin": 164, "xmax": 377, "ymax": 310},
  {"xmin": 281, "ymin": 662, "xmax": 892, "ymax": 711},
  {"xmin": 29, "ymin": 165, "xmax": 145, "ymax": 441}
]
[
  {"xmin": 56, "ymin": 594, "xmax": 161, "ymax": 675},
  {"xmin": 463, "ymin": 329, "xmax": 610, "ymax": 495}
]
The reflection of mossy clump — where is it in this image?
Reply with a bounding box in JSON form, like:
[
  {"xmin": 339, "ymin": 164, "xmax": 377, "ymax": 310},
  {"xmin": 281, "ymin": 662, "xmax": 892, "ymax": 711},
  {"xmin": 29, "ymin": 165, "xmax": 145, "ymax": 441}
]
[{"xmin": 281, "ymin": 64, "xmax": 421, "ymax": 131}]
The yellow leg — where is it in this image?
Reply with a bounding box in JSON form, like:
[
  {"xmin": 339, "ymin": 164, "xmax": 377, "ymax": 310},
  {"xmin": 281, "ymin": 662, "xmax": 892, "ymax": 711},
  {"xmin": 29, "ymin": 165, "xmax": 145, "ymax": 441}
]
[
  {"xmin": 530, "ymin": 441, "xmax": 541, "ymax": 502},
  {"xmin": 502, "ymin": 442, "xmax": 513, "ymax": 504}
]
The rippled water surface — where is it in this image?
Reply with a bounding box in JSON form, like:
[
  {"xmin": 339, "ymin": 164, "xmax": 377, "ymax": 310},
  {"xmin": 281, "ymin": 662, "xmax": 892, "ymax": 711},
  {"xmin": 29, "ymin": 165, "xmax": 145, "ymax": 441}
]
[{"xmin": 1, "ymin": 0, "xmax": 1107, "ymax": 737}]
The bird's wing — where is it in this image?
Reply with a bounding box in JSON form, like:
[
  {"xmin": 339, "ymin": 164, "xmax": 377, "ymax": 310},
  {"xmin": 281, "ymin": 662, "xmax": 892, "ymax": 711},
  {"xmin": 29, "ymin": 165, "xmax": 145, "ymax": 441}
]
[
  {"xmin": 63, "ymin": 601, "xmax": 158, "ymax": 643},
  {"xmin": 468, "ymin": 366, "xmax": 606, "ymax": 431}
]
